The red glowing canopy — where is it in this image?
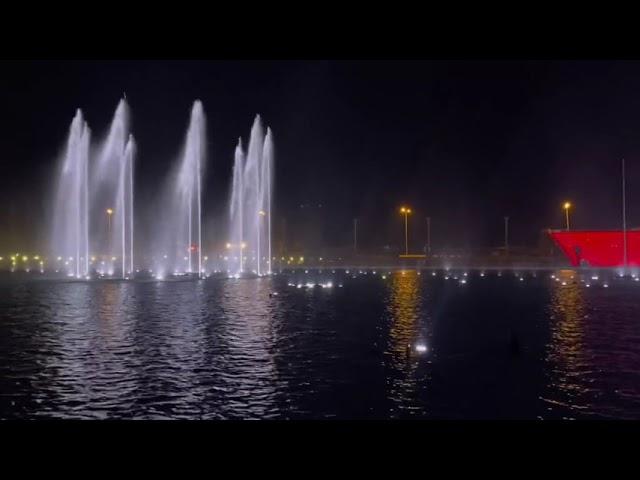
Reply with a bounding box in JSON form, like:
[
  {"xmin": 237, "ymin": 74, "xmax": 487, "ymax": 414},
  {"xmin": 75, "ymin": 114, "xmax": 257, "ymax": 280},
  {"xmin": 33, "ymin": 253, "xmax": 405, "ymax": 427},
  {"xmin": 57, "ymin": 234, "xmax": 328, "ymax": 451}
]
[{"xmin": 548, "ymin": 230, "xmax": 640, "ymax": 267}]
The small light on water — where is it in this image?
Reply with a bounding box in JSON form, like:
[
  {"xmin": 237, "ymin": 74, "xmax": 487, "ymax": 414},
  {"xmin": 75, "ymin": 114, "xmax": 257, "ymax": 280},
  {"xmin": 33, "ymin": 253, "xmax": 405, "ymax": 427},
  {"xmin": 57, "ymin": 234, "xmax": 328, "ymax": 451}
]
[{"xmin": 415, "ymin": 344, "xmax": 427, "ymax": 353}]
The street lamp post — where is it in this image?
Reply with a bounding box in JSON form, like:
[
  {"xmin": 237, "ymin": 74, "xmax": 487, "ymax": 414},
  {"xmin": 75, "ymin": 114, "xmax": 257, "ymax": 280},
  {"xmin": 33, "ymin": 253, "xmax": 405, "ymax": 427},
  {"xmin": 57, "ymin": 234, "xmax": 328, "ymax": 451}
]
[
  {"xmin": 400, "ymin": 207, "xmax": 412, "ymax": 255},
  {"xmin": 106, "ymin": 208, "xmax": 113, "ymax": 233},
  {"xmin": 353, "ymin": 218, "xmax": 357, "ymax": 253},
  {"xmin": 504, "ymin": 216, "xmax": 509, "ymax": 256},
  {"xmin": 258, "ymin": 210, "xmax": 267, "ymax": 275},
  {"xmin": 622, "ymin": 158, "xmax": 628, "ymax": 268},
  {"xmin": 563, "ymin": 202, "xmax": 571, "ymax": 230},
  {"xmin": 106, "ymin": 208, "xmax": 114, "ymax": 269},
  {"xmin": 426, "ymin": 217, "xmax": 431, "ymax": 255}
]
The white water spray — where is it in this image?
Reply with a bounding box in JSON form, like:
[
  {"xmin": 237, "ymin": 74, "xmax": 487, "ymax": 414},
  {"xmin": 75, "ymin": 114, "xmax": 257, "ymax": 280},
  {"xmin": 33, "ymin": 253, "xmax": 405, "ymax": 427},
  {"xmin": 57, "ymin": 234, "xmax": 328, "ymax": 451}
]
[{"xmin": 228, "ymin": 115, "xmax": 273, "ymax": 276}]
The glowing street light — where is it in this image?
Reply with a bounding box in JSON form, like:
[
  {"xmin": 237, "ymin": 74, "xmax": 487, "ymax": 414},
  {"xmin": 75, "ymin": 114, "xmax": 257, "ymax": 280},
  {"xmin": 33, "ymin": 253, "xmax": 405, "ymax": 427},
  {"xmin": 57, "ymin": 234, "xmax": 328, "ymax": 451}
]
[
  {"xmin": 106, "ymin": 208, "xmax": 114, "ymax": 233},
  {"xmin": 400, "ymin": 206, "xmax": 412, "ymax": 255},
  {"xmin": 563, "ymin": 202, "xmax": 572, "ymax": 230}
]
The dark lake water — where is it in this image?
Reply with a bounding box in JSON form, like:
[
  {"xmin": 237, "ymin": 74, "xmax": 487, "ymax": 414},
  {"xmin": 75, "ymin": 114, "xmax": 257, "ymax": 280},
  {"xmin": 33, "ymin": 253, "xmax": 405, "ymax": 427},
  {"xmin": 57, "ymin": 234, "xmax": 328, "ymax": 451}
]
[{"xmin": 1, "ymin": 268, "xmax": 640, "ymax": 419}]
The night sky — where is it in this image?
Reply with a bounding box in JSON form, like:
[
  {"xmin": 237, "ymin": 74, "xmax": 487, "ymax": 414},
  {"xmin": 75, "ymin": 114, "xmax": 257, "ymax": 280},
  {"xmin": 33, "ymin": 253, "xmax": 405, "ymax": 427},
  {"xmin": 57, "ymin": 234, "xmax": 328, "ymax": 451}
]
[{"xmin": 2, "ymin": 60, "xmax": 640, "ymax": 254}]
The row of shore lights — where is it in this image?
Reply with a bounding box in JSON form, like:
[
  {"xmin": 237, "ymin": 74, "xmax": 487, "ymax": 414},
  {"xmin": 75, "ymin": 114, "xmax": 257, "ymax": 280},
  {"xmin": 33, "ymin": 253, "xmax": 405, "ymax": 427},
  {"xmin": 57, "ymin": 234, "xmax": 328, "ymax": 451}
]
[
  {"xmin": 0, "ymin": 254, "xmax": 309, "ymax": 266},
  {"xmin": 1, "ymin": 254, "xmax": 45, "ymax": 272},
  {"xmin": 0, "ymin": 202, "xmax": 575, "ymax": 267}
]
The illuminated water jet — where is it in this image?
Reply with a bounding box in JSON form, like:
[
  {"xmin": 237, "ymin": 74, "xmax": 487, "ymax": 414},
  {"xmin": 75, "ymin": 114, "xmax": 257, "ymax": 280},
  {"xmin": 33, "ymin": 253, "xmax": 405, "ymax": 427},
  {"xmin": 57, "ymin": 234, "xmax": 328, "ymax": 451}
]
[
  {"xmin": 228, "ymin": 115, "xmax": 273, "ymax": 276},
  {"xmin": 51, "ymin": 109, "xmax": 90, "ymax": 278}
]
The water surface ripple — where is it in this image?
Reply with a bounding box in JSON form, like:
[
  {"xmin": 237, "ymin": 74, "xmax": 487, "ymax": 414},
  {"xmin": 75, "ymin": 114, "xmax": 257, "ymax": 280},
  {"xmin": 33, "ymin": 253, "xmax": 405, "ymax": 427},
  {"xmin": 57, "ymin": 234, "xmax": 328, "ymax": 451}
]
[{"xmin": 2, "ymin": 269, "xmax": 640, "ymax": 419}]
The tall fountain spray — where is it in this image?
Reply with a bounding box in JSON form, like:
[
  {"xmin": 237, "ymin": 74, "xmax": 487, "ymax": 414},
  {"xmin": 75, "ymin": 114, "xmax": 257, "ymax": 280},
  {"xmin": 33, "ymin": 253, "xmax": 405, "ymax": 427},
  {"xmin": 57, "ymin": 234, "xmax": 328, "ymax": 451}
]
[
  {"xmin": 262, "ymin": 128, "xmax": 273, "ymax": 274},
  {"xmin": 92, "ymin": 99, "xmax": 134, "ymax": 277},
  {"xmin": 229, "ymin": 139, "xmax": 245, "ymax": 274},
  {"xmin": 124, "ymin": 134, "xmax": 136, "ymax": 275},
  {"xmin": 52, "ymin": 110, "xmax": 91, "ymax": 278},
  {"xmin": 155, "ymin": 100, "xmax": 206, "ymax": 279},
  {"xmin": 228, "ymin": 115, "xmax": 273, "ymax": 276}
]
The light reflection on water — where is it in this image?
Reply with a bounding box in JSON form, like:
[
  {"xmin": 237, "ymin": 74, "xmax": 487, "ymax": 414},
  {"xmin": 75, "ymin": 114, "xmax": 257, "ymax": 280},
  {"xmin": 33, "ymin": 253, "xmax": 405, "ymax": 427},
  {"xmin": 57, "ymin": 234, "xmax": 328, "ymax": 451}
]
[
  {"xmin": 546, "ymin": 270, "xmax": 588, "ymax": 413},
  {"xmin": 384, "ymin": 270, "xmax": 429, "ymax": 416},
  {"xmin": 2, "ymin": 269, "xmax": 640, "ymax": 419},
  {"xmin": 215, "ymin": 278, "xmax": 282, "ymax": 419},
  {"xmin": 543, "ymin": 269, "xmax": 640, "ymax": 419}
]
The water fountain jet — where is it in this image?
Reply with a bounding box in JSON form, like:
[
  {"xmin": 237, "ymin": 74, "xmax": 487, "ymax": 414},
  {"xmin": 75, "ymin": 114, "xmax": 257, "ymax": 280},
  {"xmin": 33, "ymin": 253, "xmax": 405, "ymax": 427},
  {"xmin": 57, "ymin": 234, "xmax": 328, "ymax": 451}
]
[
  {"xmin": 228, "ymin": 115, "xmax": 273, "ymax": 277},
  {"xmin": 51, "ymin": 109, "xmax": 90, "ymax": 278}
]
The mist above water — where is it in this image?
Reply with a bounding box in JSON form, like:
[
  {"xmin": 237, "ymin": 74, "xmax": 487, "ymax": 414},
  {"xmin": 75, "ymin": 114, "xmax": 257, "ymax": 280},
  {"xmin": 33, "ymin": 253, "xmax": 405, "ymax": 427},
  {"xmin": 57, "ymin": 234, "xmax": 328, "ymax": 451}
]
[
  {"xmin": 51, "ymin": 109, "xmax": 90, "ymax": 278},
  {"xmin": 228, "ymin": 115, "xmax": 273, "ymax": 277},
  {"xmin": 153, "ymin": 100, "xmax": 206, "ymax": 279},
  {"xmin": 50, "ymin": 98, "xmax": 273, "ymax": 281},
  {"xmin": 51, "ymin": 99, "xmax": 135, "ymax": 278}
]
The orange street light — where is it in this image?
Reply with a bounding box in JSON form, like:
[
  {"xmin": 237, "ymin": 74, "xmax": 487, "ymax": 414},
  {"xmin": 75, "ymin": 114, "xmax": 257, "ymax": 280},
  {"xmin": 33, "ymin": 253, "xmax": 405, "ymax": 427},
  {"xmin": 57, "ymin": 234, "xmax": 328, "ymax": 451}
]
[
  {"xmin": 400, "ymin": 206, "xmax": 412, "ymax": 255},
  {"xmin": 563, "ymin": 202, "xmax": 571, "ymax": 230}
]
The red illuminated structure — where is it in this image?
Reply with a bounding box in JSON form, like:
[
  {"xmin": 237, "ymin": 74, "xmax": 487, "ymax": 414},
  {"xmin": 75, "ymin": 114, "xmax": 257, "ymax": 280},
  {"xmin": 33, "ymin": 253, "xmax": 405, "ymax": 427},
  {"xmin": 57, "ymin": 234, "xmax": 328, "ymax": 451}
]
[{"xmin": 548, "ymin": 230, "xmax": 639, "ymax": 267}]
